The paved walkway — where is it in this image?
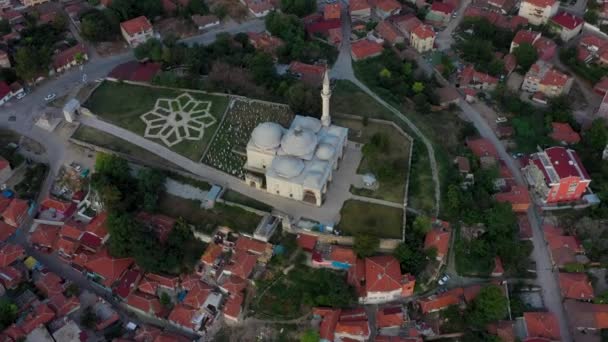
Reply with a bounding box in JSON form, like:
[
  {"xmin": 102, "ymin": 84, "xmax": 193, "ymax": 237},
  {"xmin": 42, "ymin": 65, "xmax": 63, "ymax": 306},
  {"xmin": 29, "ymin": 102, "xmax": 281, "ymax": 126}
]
[
  {"xmin": 79, "ymin": 116, "xmax": 362, "ymax": 224},
  {"xmin": 350, "ymin": 195, "xmax": 402, "ymax": 208}
]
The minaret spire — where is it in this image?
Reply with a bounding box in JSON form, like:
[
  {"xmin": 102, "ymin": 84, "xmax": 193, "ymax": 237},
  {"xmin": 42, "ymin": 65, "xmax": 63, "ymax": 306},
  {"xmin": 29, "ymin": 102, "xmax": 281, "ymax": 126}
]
[{"xmin": 321, "ymin": 68, "xmax": 331, "ymax": 127}]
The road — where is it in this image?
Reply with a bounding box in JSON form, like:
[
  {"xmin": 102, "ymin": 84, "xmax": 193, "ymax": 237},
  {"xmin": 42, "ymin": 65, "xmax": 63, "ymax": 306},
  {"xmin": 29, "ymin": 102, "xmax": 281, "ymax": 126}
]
[{"xmin": 435, "ymin": 0, "xmax": 472, "ymax": 51}]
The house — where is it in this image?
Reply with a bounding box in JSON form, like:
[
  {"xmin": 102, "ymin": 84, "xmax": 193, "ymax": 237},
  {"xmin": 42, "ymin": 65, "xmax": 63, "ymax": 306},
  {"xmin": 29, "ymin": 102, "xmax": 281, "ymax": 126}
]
[
  {"xmin": 107, "ymin": 61, "xmax": 161, "ymax": 83},
  {"xmin": 191, "ymin": 15, "xmax": 220, "ymax": 30},
  {"xmin": 424, "ymin": 220, "xmax": 450, "ymax": 263},
  {"xmin": 20, "ymin": 0, "xmax": 50, "ymax": 6},
  {"xmin": 328, "ymin": 27, "xmax": 343, "ymax": 46},
  {"xmin": 351, "ymin": 39, "xmax": 384, "ymax": 61},
  {"xmin": 30, "ymin": 224, "xmax": 59, "ymax": 250},
  {"xmin": 376, "ymin": 306, "xmax": 405, "ymax": 334},
  {"xmin": 436, "ymin": 87, "xmax": 460, "ymax": 107},
  {"xmin": 576, "ymin": 35, "xmax": 608, "ymax": 63},
  {"xmin": 201, "ymin": 243, "xmax": 223, "ymax": 266},
  {"xmin": 241, "ymin": 0, "xmax": 274, "ymax": 17},
  {"xmin": 168, "ymin": 304, "xmax": 200, "ymax": 332},
  {"xmin": 84, "ymin": 212, "xmax": 110, "ymax": 242},
  {"xmin": 522, "ymin": 146, "xmax": 591, "ymax": 204},
  {"xmin": 426, "ymin": 2, "xmax": 454, "ymax": 24},
  {"xmin": 312, "ymin": 245, "xmax": 357, "ymax": 269},
  {"xmin": 126, "ymin": 291, "xmax": 163, "ymax": 316},
  {"xmin": 522, "ymin": 62, "xmax": 572, "ymax": 98},
  {"xmin": 454, "ymin": 156, "xmax": 471, "ymax": 174},
  {"xmin": 313, "ymin": 308, "xmax": 370, "ymax": 342},
  {"xmin": 375, "ymin": 20, "xmax": 404, "ymax": 45},
  {"xmin": 223, "ymin": 293, "xmax": 244, "ymax": 323},
  {"xmin": 113, "ymin": 268, "xmax": 142, "ymax": 299},
  {"xmin": 350, "ymin": 0, "xmax": 371, "ymax": 20},
  {"xmin": 418, "ymin": 287, "xmax": 466, "ymax": 313},
  {"xmin": 491, "ymin": 256, "xmax": 504, "ymax": 277},
  {"xmin": 495, "ymin": 185, "xmax": 531, "ymax": 212},
  {"xmin": 324, "ymin": 3, "xmax": 341, "ymax": 20},
  {"xmin": 20, "ymin": 304, "xmax": 55, "ymax": 335},
  {"xmin": 533, "ymin": 36, "xmax": 557, "ymax": 61},
  {"xmin": 49, "ymin": 293, "xmax": 81, "ymax": 316},
  {"xmin": 486, "ymin": 320, "xmax": 516, "ymax": 342},
  {"xmin": 564, "ymin": 299, "xmax": 608, "ymax": 340},
  {"xmin": 510, "ymin": 29, "xmax": 541, "ymax": 53},
  {"xmin": 393, "ymin": 14, "xmax": 422, "ymax": 37},
  {"xmin": 466, "ymin": 137, "xmax": 499, "ymax": 158},
  {"xmin": 550, "ymin": 12, "xmax": 583, "ymax": 42},
  {"xmin": 84, "ymin": 249, "xmax": 134, "ymax": 289},
  {"xmin": 183, "ymin": 281, "xmax": 212, "ymax": 309},
  {"xmin": 35, "ymin": 272, "xmax": 64, "ymax": 297},
  {"xmin": 2, "ymin": 199, "xmax": 28, "ymax": 227},
  {"xmin": 247, "ymin": 32, "xmax": 284, "ymax": 57},
  {"xmin": 503, "ymin": 53, "xmax": 517, "ymax": 76},
  {"xmin": 289, "ymin": 61, "xmax": 326, "ymax": 87},
  {"xmin": 374, "ymin": 0, "xmax": 401, "ymax": 19},
  {"xmin": 0, "ymin": 51, "xmax": 10, "ymax": 68},
  {"xmin": 518, "ymin": 0, "xmax": 559, "ymax": 25},
  {"xmin": 218, "ymin": 274, "xmax": 248, "ymax": 294},
  {"xmin": 550, "ymin": 122, "xmax": 580, "ymax": 144},
  {"xmin": 52, "ymin": 321, "xmax": 83, "ymax": 342},
  {"xmin": 296, "ymin": 233, "xmax": 318, "ymax": 252},
  {"xmin": 410, "ymin": 24, "xmax": 435, "ymax": 53},
  {"xmin": 523, "ymin": 312, "xmax": 561, "ymax": 340},
  {"xmin": 0, "ymin": 81, "xmax": 11, "ymax": 106},
  {"xmin": 120, "ymin": 16, "xmax": 154, "ymax": 47},
  {"xmin": 546, "ymin": 231, "xmax": 584, "ymax": 267},
  {"xmin": 305, "ymin": 19, "xmax": 342, "ymax": 38},
  {"xmin": 0, "ymin": 266, "xmax": 22, "ymax": 289},
  {"xmin": 487, "ymin": 0, "xmax": 516, "ymax": 14},
  {"xmin": 40, "ymin": 197, "xmax": 77, "ymax": 219},
  {"xmin": 348, "ymin": 255, "xmax": 416, "ymax": 304},
  {"xmin": 559, "ymin": 272, "xmax": 594, "ymax": 300},
  {"xmin": 0, "ymin": 157, "xmax": 11, "ymax": 185},
  {"xmin": 223, "ymin": 250, "xmax": 257, "ymax": 280},
  {"xmin": 458, "ymin": 65, "xmax": 498, "ymax": 91}
]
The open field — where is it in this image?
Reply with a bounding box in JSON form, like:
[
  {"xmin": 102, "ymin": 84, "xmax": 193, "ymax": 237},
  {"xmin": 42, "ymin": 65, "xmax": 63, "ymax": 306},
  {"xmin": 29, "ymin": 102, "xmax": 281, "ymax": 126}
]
[
  {"xmin": 202, "ymin": 100, "xmax": 294, "ymax": 178},
  {"xmin": 334, "ymin": 117, "xmax": 410, "ymax": 203},
  {"xmin": 158, "ymin": 192, "xmax": 262, "ymax": 234},
  {"xmin": 84, "ymin": 81, "xmax": 229, "ymax": 161},
  {"xmin": 337, "ymin": 200, "xmax": 403, "ymax": 239}
]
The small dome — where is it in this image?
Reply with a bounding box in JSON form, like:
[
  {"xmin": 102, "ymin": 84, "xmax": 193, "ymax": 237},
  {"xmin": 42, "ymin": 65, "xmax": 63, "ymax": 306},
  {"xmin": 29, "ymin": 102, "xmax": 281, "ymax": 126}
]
[
  {"xmin": 272, "ymin": 156, "xmax": 305, "ymax": 178},
  {"xmin": 281, "ymin": 126, "xmax": 317, "ymax": 157},
  {"xmin": 321, "ymin": 135, "xmax": 339, "ymax": 147},
  {"xmin": 315, "ymin": 143, "xmax": 335, "ymax": 161},
  {"xmin": 293, "ymin": 116, "xmax": 322, "ymax": 132},
  {"xmin": 251, "ymin": 122, "xmax": 283, "ymax": 150},
  {"xmin": 304, "ymin": 171, "xmax": 324, "ymax": 188}
]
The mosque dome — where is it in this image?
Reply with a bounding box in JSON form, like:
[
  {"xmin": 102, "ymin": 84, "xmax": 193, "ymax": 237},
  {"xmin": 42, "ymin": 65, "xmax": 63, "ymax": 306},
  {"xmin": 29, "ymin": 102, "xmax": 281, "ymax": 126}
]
[
  {"xmin": 315, "ymin": 143, "xmax": 336, "ymax": 161},
  {"xmin": 251, "ymin": 122, "xmax": 283, "ymax": 150},
  {"xmin": 304, "ymin": 171, "xmax": 324, "ymax": 188},
  {"xmin": 280, "ymin": 125, "xmax": 318, "ymax": 157},
  {"xmin": 321, "ymin": 135, "xmax": 339, "ymax": 147},
  {"xmin": 272, "ymin": 156, "xmax": 305, "ymax": 179}
]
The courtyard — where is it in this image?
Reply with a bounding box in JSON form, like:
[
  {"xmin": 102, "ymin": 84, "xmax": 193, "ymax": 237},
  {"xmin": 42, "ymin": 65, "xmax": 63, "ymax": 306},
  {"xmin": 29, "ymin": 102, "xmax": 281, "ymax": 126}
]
[{"xmin": 84, "ymin": 81, "xmax": 229, "ymax": 161}]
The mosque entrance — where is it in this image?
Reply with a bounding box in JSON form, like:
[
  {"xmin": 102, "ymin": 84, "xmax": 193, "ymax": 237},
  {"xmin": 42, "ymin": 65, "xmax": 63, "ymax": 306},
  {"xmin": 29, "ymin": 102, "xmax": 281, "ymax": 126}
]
[{"xmin": 303, "ymin": 190, "xmax": 317, "ymax": 204}]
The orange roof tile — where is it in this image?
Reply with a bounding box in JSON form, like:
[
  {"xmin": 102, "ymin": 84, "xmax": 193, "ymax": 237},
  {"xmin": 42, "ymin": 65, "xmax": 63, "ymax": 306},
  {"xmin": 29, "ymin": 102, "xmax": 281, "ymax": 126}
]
[
  {"xmin": 30, "ymin": 224, "xmax": 59, "ymax": 248},
  {"xmin": 559, "ymin": 272, "xmax": 594, "ymax": 300},
  {"xmin": 2, "ymin": 199, "xmax": 28, "ymax": 227},
  {"xmin": 2, "ymin": 324, "xmax": 25, "ymax": 340},
  {"xmin": 137, "ymin": 278, "xmax": 158, "ymax": 296},
  {"xmin": 35, "ymin": 272, "xmax": 64, "ymax": 297},
  {"xmin": 146, "ymin": 273, "xmax": 179, "ymax": 289},
  {"xmin": 324, "ymin": 3, "xmax": 341, "ymax": 20},
  {"xmin": 376, "ymin": 0, "xmax": 401, "ymax": 12},
  {"xmin": 411, "ymin": 24, "xmax": 435, "ymax": 40},
  {"xmin": 0, "ymin": 244, "xmax": 23, "ymax": 268},
  {"xmin": 53, "ymin": 236, "xmax": 79, "ymax": 256},
  {"xmin": 376, "ymin": 20, "xmax": 403, "ymax": 44},
  {"xmin": 85, "ymin": 249, "xmax": 134, "ymax": 287},
  {"xmin": 223, "ymin": 293, "xmax": 244, "ymax": 320},
  {"xmin": 495, "ymin": 185, "xmax": 531, "ymax": 211},
  {"xmin": 329, "ymin": 246, "xmax": 357, "ymax": 265},
  {"xmin": 21, "ymin": 304, "xmax": 56, "ymax": 334},
  {"xmin": 220, "ymin": 274, "xmax": 248, "ymax": 294},
  {"xmin": 313, "ymin": 307, "xmax": 341, "ymax": 341},
  {"xmin": 524, "ymin": 312, "xmax": 560, "ymax": 340},
  {"xmin": 351, "ymin": 40, "xmax": 384, "ymax": 60},
  {"xmin": 335, "ymin": 319, "xmax": 370, "ymax": 338},
  {"xmin": 467, "ymin": 137, "xmax": 499, "ymax": 158},
  {"xmin": 134, "ymin": 325, "xmax": 162, "ymax": 342},
  {"xmin": 523, "ymin": 0, "xmax": 556, "ymax": 8},
  {"xmin": 350, "ymin": 0, "xmax": 370, "ymax": 11},
  {"xmin": 40, "ymin": 197, "xmax": 75, "ymax": 214},
  {"xmin": 183, "ymin": 281, "xmax": 212, "ymax": 309},
  {"xmin": 224, "ymin": 251, "xmax": 257, "ymax": 280},
  {"xmin": 235, "ymin": 236, "xmax": 269, "ymax": 255},
  {"xmin": 512, "ymin": 29, "xmax": 540, "ymax": 46},
  {"xmin": 0, "ymin": 197, "xmax": 12, "ymax": 215},
  {"xmin": 296, "ymin": 233, "xmax": 318, "ymax": 251},
  {"xmin": 168, "ymin": 304, "xmax": 197, "ymax": 330},
  {"xmin": 376, "ymin": 306, "xmax": 404, "ymax": 328},
  {"xmin": 59, "ymin": 223, "xmax": 83, "ymax": 240},
  {"xmin": 550, "ymin": 122, "xmax": 580, "ymax": 144},
  {"xmin": 424, "ymin": 226, "xmax": 450, "ymax": 258},
  {"xmin": 365, "ymin": 255, "xmax": 403, "ymax": 294},
  {"xmin": 86, "ymin": 212, "xmax": 109, "ymax": 239},
  {"xmin": 201, "ymin": 243, "xmax": 223, "ymax": 265},
  {"xmin": 0, "ymin": 221, "xmax": 16, "ymax": 243},
  {"xmin": 126, "ymin": 291, "xmax": 163, "ymax": 316},
  {"xmin": 49, "ymin": 293, "xmax": 81, "ymax": 316},
  {"xmin": 418, "ymin": 288, "xmax": 464, "ymax": 313},
  {"xmin": 120, "ymin": 16, "xmax": 152, "ymax": 37}
]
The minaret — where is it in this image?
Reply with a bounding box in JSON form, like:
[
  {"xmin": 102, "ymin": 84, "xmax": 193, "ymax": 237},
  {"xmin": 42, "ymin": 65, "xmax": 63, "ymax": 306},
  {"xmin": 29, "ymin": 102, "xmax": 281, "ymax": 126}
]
[{"xmin": 321, "ymin": 68, "xmax": 331, "ymax": 127}]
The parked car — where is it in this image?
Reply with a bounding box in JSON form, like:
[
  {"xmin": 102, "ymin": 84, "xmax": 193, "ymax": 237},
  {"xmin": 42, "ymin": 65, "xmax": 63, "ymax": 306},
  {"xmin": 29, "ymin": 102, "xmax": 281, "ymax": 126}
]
[
  {"xmin": 44, "ymin": 93, "xmax": 56, "ymax": 101},
  {"xmin": 496, "ymin": 117, "xmax": 508, "ymax": 124},
  {"xmin": 16, "ymin": 92, "xmax": 26, "ymax": 100},
  {"xmin": 438, "ymin": 274, "xmax": 451, "ymax": 285}
]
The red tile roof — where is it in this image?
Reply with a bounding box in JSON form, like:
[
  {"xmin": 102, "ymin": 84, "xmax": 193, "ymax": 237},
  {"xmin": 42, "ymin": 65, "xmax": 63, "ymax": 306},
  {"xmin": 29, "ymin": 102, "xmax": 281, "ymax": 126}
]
[
  {"xmin": 86, "ymin": 212, "xmax": 109, "ymax": 239},
  {"xmin": 138, "ymin": 277, "xmax": 158, "ymax": 296},
  {"xmin": 559, "ymin": 272, "xmax": 594, "ymax": 300},
  {"xmin": 430, "ymin": 2, "xmax": 454, "ymax": 14},
  {"xmin": 0, "ymin": 221, "xmax": 16, "ymax": 243},
  {"xmin": 134, "ymin": 325, "xmax": 162, "ymax": 342},
  {"xmin": 551, "ymin": 12, "xmax": 583, "ymax": 30},
  {"xmin": 30, "ymin": 224, "xmax": 59, "ymax": 248},
  {"xmin": 512, "ymin": 30, "xmax": 540, "ymax": 46},
  {"xmin": 492, "ymin": 256, "xmax": 505, "ymax": 276},
  {"xmin": 183, "ymin": 281, "xmax": 212, "ymax": 309},
  {"xmin": 376, "ymin": 0, "xmax": 401, "ymax": 12},
  {"xmin": 108, "ymin": 61, "xmax": 162, "ymax": 83},
  {"xmin": 235, "ymin": 236, "xmax": 269, "ymax": 255},
  {"xmin": 219, "ymin": 274, "xmax": 248, "ymax": 294},
  {"xmin": 543, "ymin": 146, "xmax": 589, "ymax": 180},
  {"xmin": 223, "ymin": 293, "xmax": 244, "ymax": 320},
  {"xmin": 487, "ymin": 320, "xmax": 516, "ymax": 342},
  {"xmin": 467, "ymin": 137, "xmax": 499, "ymax": 158},
  {"xmin": 550, "ymin": 122, "xmax": 580, "ymax": 144},
  {"xmin": 136, "ymin": 212, "xmax": 176, "ymax": 243},
  {"xmin": 53, "ymin": 236, "xmax": 79, "ymax": 256},
  {"xmin": 247, "ymin": 32, "xmax": 284, "ymax": 54},
  {"xmin": 114, "ymin": 268, "xmax": 142, "ymax": 298},
  {"xmin": 351, "ymin": 40, "xmax": 384, "ymax": 60},
  {"xmin": 168, "ymin": 304, "xmax": 198, "ymax": 329},
  {"xmin": 305, "ymin": 19, "xmax": 342, "ymax": 35},
  {"xmin": 329, "ymin": 246, "xmax": 357, "ymax": 265},
  {"xmin": 411, "ymin": 24, "xmax": 435, "ymax": 39},
  {"xmin": 324, "ymin": 3, "xmax": 341, "ymax": 20},
  {"xmin": 85, "ymin": 249, "xmax": 134, "ymax": 287},
  {"xmin": 376, "ymin": 20, "xmax": 403, "ymax": 44},
  {"xmin": 126, "ymin": 291, "xmax": 163, "ymax": 316},
  {"xmin": 59, "ymin": 223, "xmax": 83, "ymax": 240},
  {"xmin": 2, "ymin": 325, "xmax": 25, "ymax": 340},
  {"xmin": 243, "ymin": 0, "xmax": 274, "ymax": 15},
  {"xmin": 2, "ymin": 199, "xmax": 28, "ymax": 227},
  {"xmin": 524, "ymin": 312, "xmax": 561, "ymax": 340},
  {"xmin": 0, "ymin": 197, "xmax": 11, "ymax": 215},
  {"xmin": 224, "ymin": 251, "xmax": 257, "ymax": 280},
  {"xmin": 0, "ymin": 82, "xmax": 9, "ymax": 99},
  {"xmin": 424, "ymin": 225, "xmax": 450, "ymax": 259},
  {"xmin": 523, "ymin": 0, "xmax": 556, "ymax": 8},
  {"xmin": 313, "ymin": 308, "xmax": 341, "ymax": 341},
  {"xmin": 289, "ymin": 61, "xmax": 325, "ymax": 86},
  {"xmin": 296, "ymin": 233, "xmax": 318, "ymax": 251},
  {"xmin": 49, "ymin": 293, "xmax": 81, "ymax": 316},
  {"xmin": 350, "ymin": 0, "xmax": 370, "ymax": 11},
  {"xmin": 0, "ymin": 244, "xmax": 23, "ymax": 268},
  {"xmin": 376, "ymin": 306, "xmax": 404, "ymax": 328},
  {"xmin": 21, "ymin": 304, "xmax": 56, "ymax": 334},
  {"xmin": 80, "ymin": 232, "xmax": 103, "ymax": 250},
  {"xmin": 365, "ymin": 255, "xmax": 403, "ymax": 294},
  {"xmin": 120, "ymin": 16, "xmax": 153, "ymax": 37},
  {"xmin": 335, "ymin": 320, "xmax": 370, "ymax": 338},
  {"xmin": 146, "ymin": 273, "xmax": 179, "ymax": 289},
  {"xmin": 52, "ymin": 44, "xmax": 86, "ymax": 70},
  {"xmin": 201, "ymin": 243, "xmax": 222, "ymax": 265},
  {"xmin": 35, "ymin": 272, "xmax": 64, "ymax": 297},
  {"xmin": 418, "ymin": 287, "xmax": 463, "ymax": 313},
  {"xmin": 495, "ymin": 185, "xmax": 531, "ymax": 211}
]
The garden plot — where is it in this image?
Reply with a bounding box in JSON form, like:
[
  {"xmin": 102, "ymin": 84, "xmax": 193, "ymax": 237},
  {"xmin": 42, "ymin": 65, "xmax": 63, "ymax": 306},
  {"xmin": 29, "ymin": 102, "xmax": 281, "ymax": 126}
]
[{"xmin": 203, "ymin": 100, "xmax": 294, "ymax": 178}]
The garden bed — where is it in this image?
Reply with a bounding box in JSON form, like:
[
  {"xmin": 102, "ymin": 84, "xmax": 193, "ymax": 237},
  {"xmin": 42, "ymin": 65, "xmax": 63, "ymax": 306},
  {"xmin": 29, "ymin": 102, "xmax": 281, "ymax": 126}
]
[
  {"xmin": 84, "ymin": 81, "xmax": 229, "ymax": 161},
  {"xmin": 202, "ymin": 100, "xmax": 294, "ymax": 178},
  {"xmin": 337, "ymin": 200, "xmax": 403, "ymax": 239}
]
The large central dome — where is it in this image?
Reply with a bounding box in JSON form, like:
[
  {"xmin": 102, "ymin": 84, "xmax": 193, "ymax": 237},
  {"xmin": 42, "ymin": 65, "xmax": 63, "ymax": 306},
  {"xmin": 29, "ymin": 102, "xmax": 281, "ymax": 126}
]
[{"xmin": 280, "ymin": 125, "xmax": 317, "ymax": 157}]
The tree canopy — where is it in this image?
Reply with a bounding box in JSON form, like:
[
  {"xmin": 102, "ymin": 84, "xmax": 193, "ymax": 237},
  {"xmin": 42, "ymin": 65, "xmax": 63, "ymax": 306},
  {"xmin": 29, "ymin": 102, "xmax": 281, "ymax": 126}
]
[
  {"xmin": 80, "ymin": 9, "xmax": 120, "ymax": 42},
  {"xmin": 281, "ymin": 0, "xmax": 317, "ymax": 17},
  {"xmin": 467, "ymin": 285, "xmax": 508, "ymax": 327},
  {"xmin": 513, "ymin": 43, "xmax": 538, "ymax": 72},
  {"xmin": 353, "ymin": 233, "xmax": 379, "ymax": 258}
]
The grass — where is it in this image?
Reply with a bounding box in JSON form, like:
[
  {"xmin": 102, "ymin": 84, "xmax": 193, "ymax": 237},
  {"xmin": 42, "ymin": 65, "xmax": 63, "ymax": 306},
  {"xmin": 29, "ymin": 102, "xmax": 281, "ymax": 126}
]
[
  {"xmin": 71, "ymin": 126, "xmax": 173, "ymax": 167},
  {"xmin": 334, "ymin": 118, "xmax": 411, "ymax": 203},
  {"xmin": 331, "ymin": 80, "xmax": 394, "ymax": 119},
  {"xmin": 337, "ymin": 200, "xmax": 403, "ymax": 239},
  {"xmin": 158, "ymin": 192, "xmax": 262, "ymax": 234},
  {"xmin": 221, "ymin": 189, "xmax": 272, "ymax": 212},
  {"xmin": 84, "ymin": 81, "xmax": 229, "ymax": 161},
  {"xmin": 202, "ymin": 100, "xmax": 294, "ymax": 178}
]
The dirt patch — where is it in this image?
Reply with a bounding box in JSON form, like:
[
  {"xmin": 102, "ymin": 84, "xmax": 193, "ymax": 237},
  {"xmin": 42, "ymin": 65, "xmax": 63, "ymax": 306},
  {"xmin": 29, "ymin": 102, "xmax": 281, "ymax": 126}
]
[
  {"xmin": 155, "ymin": 18, "xmax": 197, "ymax": 39},
  {"xmin": 95, "ymin": 41, "xmax": 129, "ymax": 57}
]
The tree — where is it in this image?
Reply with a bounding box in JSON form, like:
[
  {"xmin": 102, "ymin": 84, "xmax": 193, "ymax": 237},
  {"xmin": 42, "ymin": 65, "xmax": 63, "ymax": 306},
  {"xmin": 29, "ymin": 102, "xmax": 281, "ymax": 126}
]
[
  {"xmin": 286, "ymin": 82, "xmax": 320, "ymax": 115},
  {"xmin": 413, "ymin": 215, "xmax": 431, "ymax": 234},
  {"xmin": 281, "ymin": 0, "xmax": 316, "ymax": 17},
  {"xmin": 513, "ymin": 43, "xmax": 538, "ymax": 72},
  {"xmin": 300, "ymin": 329, "xmax": 320, "ymax": 342},
  {"xmin": 137, "ymin": 168, "xmax": 166, "ymax": 212},
  {"xmin": 412, "ymin": 82, "xmax": 425, "ymax": 94},
  {"xmin": 353, "ymin": 234, "xmax": 379, "ymax": 258},
  {"xmin": 248, "ymin": 52, "xmax": 276, "ymax": 85},
  {"xmin": 14, "ymin": 47, "xmax": 48, "ymax": 81},
  {"xmin": 0, "ymin": 20, "xmax": 10, "ymax": 35},
  {"xmin": 413, "ymin": 93, "xmax": 430, "ymax": 113},
  {"xmin": 160, "ymin": 292, "xmax": 172, "ymax": 308},
  {"xmin": 65, "ymin": 283, "xmax": 81, "ymax": 297},
  {"xmin": 585, "ymin": 10, "xmax": 599, "ymax": 25},
  {"xmin": 585, "ymin": 119, "xmax": 608, "ymax": 150},
  {"xmin": 186, "ymin": 0, "xmax": 209, "ymax": 15},
  {"xmin": 80, "ymin": 307, "xmax": 98, "ymax": 329},
  {"xmin": 0, "ymin": 300, "xmax": 17, "ymax": 330},
  {"xmin": 393, "ymin": 242, "xmax": 433, "ymax": 276},
  {"xmin": 134, "ymin": 38, "xmax": 163, "ymax": 61},
  {"xmin": 467, "ymin": 285, "xmax": 508, "ymax": 327},
  {"xmin": 80, "ymin": 9, "xmax": 119, "ymax": 42}
]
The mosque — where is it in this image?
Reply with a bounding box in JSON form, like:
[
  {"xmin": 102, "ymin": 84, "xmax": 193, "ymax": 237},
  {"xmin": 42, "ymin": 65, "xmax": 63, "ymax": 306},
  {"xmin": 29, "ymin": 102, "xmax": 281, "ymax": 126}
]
[{"xmin": 244, "ymin": 70, "xmax": 348, "ymax": 206}]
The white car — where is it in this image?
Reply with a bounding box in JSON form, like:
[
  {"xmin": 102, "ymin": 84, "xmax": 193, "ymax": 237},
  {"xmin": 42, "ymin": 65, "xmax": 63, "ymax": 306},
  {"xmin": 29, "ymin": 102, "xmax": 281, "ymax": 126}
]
[
  {"xmin": 44, "ymin": 93, "xmax": 56, "ymax": 101},
  {"xmin": 16, "ymin": 92, "xmax": 26, "ymax": 100},
  {"xmin": 438, "ymin": 274, "xmax": 451, "ymax": 285},
  {"xmin": 496, "ymin": 117, "xmax": 508, "ymax": 124}
]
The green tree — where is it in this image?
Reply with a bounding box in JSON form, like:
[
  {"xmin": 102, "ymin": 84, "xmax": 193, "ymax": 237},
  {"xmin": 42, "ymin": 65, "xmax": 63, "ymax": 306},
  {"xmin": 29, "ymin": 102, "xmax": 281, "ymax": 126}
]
[
  {"xmin": 0, "ymin": 20, "xmax": 10, "ymax": 35},
  {"xmin": 379, "ymin": 68, "xmax": 392, "ymax": 78},
  {"xmin": 413, "ymin": 215, "xmax": 431, "ymax": 234},
  {"xmin": 585, "ymin": 119, "xmax": 608, "ymax": 150},
  {"xmin": 248, "ymin": 52, "xmax": 276, "ymax": 85},
  {"xmin": 160, "ymin": 292, "xmax": 172, "ymax": 308},
  {"xmin": 393, "ymin": 242, "xmax": 434, "ymax": 276},
  {"xmin": 14, "ymin": 47, "xmax": 48, "ymax": 81},
  {"xmin": 353, "ymin": 234, "xmax": 379, "ymax": 258},
  {"xmin": 186, "ymin": 0, "xmax": 209, "ymax": 15},
  {"xmin": 0, "ymin": 300, "xmax": 17, "ymax": 330},
  {"xmin": 513, "ymin": 43, "xmax": 538, "ymax": 72},
  {"xmin": 281, "ymin": 0, "xmax": 317, "ymax": 17},
  {"xmin": 300, "ymin": 329, "xmax": 320, "ymax": 342},
  {"xmin": 80, "ymin": 9, "xmax": 119, "ymax": 42},
  {"xmin": 137, "ymin": 168, "xmax": 166, "ymax": 212},
  {"xmin": 585, "ymin": 10, "xmax": 599, "ymax": 25},
  {"xmin": 80, "ymin": 307, "xmax": 98, "ymax": 329},
  {"xmin": 413, "ymin": 93, "xmax": 430, "ymax": 113},
  {"xmin": 467, "ymin": 285, "xmax": 508, "ymax": 327},
  {"xmin": 286, "ymin": 82, "xmax": 320, "ymax": 115},
  {"xmin": 412, "ymin": 81, "xmax": 425, "ymax": 94},
  {"xmin": 445, "ymin": 184, "xmax": 461, "ymax": 219},
  {"xmin": 134, "ymin": 38, "xmax": 163, "ymax": 61}
]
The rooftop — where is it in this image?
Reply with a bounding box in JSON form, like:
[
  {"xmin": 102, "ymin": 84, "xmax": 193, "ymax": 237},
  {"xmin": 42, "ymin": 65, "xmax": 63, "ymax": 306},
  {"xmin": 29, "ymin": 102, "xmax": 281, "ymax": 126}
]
[
  {"xmin": 85, "ymin": 249, "xmax": 134, "ymax": 287},
  {"xmin": 551, "ymin": 12, "xmax": 583, "ymax": 30},
  {"xmin": 120, "ymin": 16, "xmax": 153, "ymax": 36},
  {"xmin": 351, "ymin": 40, "xmax": 384, "ymax": 60},
  {"xmin": 559, "ymin": 272, "xmax": 594, "ymax": 300},
  {"xmin": 550, "ymin": 122, "xmax": 580, "ymax": 144},
  {"xmin": 52, "ymin": 44, "xmax": 86, "ymax": 70},
  {"xmin": 523, "ymin": 0, "xmax": 556, "ymax": 8},
  {"xmin": 524, "ymin": 312, "xmax": 561, "ymax": 340}
]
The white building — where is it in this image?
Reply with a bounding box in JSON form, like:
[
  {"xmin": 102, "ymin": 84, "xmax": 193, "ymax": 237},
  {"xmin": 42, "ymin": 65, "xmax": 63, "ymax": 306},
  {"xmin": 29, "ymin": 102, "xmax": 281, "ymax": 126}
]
[
  {"xmin": 244, "ymin": 70, "xmax": 348, "ymax": 206},
  {"xmin": 518, "ymin": 0, "xmax": 559, "ymax": 25}
]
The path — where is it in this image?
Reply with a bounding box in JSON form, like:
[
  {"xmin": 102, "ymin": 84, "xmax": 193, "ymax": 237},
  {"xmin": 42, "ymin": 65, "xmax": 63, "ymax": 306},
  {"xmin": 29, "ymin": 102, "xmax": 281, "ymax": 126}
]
[
  {"xmin": 331, "ymin": 4, "xmax": 441, "ymax": 216},
  {"xmin": 350, "ymin": 194, "xmax": 403, "ymax": 208}
]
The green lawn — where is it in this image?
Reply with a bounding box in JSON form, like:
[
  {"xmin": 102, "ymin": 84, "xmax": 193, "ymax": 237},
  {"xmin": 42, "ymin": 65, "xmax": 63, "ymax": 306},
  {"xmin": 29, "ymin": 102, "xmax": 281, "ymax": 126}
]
[
  {"xmin": 221, "ymin": 189, "xmax": 273, "ymax": 212},
  {"xmin": 84, "ymin": 81, "xmax": 229, "ymax": 161},
  {"xmin": 334, "ymin": 118, "xmax": 410, "ymax": 203},
  {"xmin": 71, "ymin": 126, "xmax": 174, "ymax": 167},
  {"xmin": 158, "ymin": 192, "xmax": 262, "ymax": 234},
  {"xmin": 202, "ymin": 100, "xmax": 293, "ymax": 178},
  {"xmin": 337, "ymin": 200, "xmax": 403, "ymax": 239},
  {"xmin": 332, "ymin": 80, "xmax": 394, "ymax": 119}
]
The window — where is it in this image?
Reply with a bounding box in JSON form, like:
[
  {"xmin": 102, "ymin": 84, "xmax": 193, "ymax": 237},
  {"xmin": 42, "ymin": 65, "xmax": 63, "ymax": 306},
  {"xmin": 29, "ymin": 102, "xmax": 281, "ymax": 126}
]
[{"xmin": 567, "ymin": 182, "xmax": 578, "ymax": 193}]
